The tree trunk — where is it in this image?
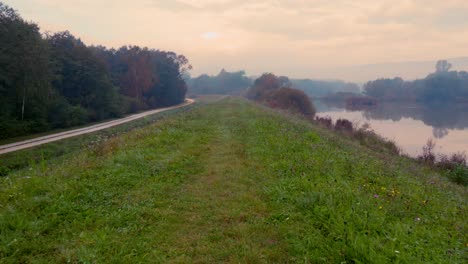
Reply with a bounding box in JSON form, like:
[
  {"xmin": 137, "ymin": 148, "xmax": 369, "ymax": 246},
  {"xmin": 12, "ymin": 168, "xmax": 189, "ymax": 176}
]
[{"xmin": 21, "ymin": 85, "xmax": 26, "ymax": 121}]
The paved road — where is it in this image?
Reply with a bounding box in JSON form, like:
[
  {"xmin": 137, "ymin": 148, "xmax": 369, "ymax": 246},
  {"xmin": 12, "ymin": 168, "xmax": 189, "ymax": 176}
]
[{"xmin": 0, "ymin": 99, "xmax": 195, "ymax": 155}]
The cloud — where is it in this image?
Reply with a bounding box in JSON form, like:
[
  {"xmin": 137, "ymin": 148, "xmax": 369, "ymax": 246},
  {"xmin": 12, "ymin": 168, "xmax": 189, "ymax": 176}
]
[{"xmin": 4, "ymin": 0, "xmax": 468, "ymax": 80}]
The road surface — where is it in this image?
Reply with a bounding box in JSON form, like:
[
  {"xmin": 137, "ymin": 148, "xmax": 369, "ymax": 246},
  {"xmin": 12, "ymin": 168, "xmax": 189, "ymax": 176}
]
[{"xmin": 0, "ymin": 99, "xmax": 195, "ymax": 155}]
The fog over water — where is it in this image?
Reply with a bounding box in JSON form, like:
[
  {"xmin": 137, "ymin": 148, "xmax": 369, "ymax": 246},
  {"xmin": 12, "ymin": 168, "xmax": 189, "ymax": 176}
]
[{"xmin": 315, "ymin": 101, "xmax": 468, "ymax": 157}]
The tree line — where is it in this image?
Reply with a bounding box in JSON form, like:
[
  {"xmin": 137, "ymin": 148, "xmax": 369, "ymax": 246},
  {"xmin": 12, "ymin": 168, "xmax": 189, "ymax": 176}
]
[
  {"xmin": 187, "ymin": 70, "xmax": 360, "ymax": 98},
  {"xmin": 187, "ymin": 69, "xmax": 251, "ymax": 96},
  {"xmin": 0, "ymin": 2, "xmax": 190, "ymax": 139},
  {"xmin": 291, "ymin": 79, "xmax": 360, "ymax": 98},
  {"xmin": 187, "ymin": 70, "xmax": 317, "ymax": 120},
  {"xmin": 364, "ymin": 60, "xmax": 468, "ymax": 103}
]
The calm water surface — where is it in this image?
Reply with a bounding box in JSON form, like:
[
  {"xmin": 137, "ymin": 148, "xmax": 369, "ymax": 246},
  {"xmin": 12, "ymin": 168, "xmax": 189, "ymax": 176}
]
[{"xmin": 315, "ymin": 100, "xmax": 468, "ymax": 157}]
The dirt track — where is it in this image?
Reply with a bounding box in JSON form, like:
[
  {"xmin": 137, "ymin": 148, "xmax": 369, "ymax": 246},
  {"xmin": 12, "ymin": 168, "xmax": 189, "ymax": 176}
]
[{"xmin": 0, "ymin": 99, "xmax": 195, "ymax": 155}]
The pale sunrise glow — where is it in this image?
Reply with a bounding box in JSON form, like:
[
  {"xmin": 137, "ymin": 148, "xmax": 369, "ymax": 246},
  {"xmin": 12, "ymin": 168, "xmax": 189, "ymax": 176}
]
[
  {"xmin": 201, "ymin": 31, "xmax": 220, "ymax": 40},
  {"xmin": 4, "ymin": 0, "xmax": 468, "ymax": 80}
]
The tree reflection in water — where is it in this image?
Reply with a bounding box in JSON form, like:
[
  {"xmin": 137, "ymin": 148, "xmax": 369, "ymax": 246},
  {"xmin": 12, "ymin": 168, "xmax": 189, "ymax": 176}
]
[
  {"xmin": 433, "ymin": 128, "xmax": 449, "ymax": 139},
  {"xmin": 321, "ymin": 101, "xmax": 468, "ymax": 139}
]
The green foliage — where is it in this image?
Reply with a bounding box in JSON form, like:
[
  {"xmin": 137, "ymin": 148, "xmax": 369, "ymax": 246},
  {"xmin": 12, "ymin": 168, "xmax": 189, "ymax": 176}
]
[
  {"xmin": 47, "ymin": 31, "xmax": 120, "ymax": 122},
  {"xmin": 0, "ymin": 2, "xmax": 190, "ymax": 140},
  {"xmin": 0, "ymin": 2, "xmax": 51, "ymax": 138},
  {"xmin": 447, "ymin": 165, "xmax": 468, "ymax": 186},
  {"xmin": 0, "ymin": 116, "xmax": 35, "ymax": 139}
]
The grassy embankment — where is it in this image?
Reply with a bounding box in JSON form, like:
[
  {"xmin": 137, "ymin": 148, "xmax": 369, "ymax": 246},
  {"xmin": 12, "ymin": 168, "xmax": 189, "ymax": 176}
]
[{"xmin": 0, "ymin": 97, "xmax": 466, "ymax": 263}]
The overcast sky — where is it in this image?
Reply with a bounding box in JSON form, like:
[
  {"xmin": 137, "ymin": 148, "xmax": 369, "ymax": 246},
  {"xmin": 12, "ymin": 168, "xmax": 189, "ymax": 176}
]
[{"xmin": 5, "ymin": 0, "xmax": 468, "ymax": 81}]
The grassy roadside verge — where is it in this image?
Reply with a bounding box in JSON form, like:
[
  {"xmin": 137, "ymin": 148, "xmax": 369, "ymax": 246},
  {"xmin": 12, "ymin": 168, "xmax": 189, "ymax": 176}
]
[
  {"xmin": 0, "ymin": 98, "xmax": 466, "ymax": 262},
  {"xmin": 0, "ymin": 104, "xmax": 196, "ymax": 176}
]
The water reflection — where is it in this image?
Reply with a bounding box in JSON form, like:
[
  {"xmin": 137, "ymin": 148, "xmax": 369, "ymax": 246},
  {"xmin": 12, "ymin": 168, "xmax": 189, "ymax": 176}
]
[
  {"xmin": 316, "ymin": 101, "xmax": 468, "ymax": 139},
  {"xmin": 361, "ymin": 103, "xmax": 468, "ymax": 138},
  {"xmin": 433, "ymin": 128, "xmax": 449, "ymax": 139},
  {"xmin": 315, "ymin": 100, "xmax": 468, "ymax": 156}
]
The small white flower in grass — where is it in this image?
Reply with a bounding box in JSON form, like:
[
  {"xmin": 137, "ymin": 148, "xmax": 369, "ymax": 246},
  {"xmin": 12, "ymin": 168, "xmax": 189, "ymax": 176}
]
[
  {"xmin": 395, "ymin": 250, "xmax": 400, "ymax": 254},
  {"xmin": 415, "ymin": 217, "xmax": 421, "ymax": 221}
]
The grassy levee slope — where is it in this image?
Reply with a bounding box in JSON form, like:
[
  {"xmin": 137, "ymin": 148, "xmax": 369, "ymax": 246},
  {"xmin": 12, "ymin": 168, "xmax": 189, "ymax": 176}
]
[{"xmin": 0, "ymin": 98, "xmax": 466, "ymax": 263}]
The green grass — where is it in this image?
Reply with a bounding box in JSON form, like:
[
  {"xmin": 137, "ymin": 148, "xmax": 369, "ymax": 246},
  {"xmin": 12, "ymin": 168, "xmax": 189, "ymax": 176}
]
[
  {"xmin": 0, "ymin": 98, "xmax": 466, "ymax": 263},
  {"xmin": 0, "ymin": 105, "xmax": 195, "ymax": 176}
]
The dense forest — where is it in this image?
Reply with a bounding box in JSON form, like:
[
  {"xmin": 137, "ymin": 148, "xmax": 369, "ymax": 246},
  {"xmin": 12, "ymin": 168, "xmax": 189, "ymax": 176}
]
[
  {"xmin": 364, "ymin": 60, "xmax": 468, "ymax": 103},
  {"xmin": 0, "ymin": 2, "xmax": 190, "ymax": 139}
]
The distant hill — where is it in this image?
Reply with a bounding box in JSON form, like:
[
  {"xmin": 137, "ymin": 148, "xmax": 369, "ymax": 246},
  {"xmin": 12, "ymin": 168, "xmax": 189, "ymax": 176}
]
[{"xmin": 313, "ymin": 57, "xmax": 468, "ymax": 84}]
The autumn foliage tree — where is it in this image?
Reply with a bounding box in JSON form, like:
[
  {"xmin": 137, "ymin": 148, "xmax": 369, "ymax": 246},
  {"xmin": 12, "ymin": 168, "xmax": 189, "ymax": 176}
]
[{"xmin": 117, "ymin": 46, "xmax": 154, "ymax": 101}]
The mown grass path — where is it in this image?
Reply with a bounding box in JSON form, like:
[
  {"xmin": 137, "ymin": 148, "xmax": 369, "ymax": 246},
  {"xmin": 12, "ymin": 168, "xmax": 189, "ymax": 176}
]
[{"xmin": 1, "ymin": 98, "xmax": 466, "ymax": 263}]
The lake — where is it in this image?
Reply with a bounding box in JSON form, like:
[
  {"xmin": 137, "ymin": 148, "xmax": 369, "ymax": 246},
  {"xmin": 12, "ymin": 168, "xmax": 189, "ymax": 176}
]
[{"xmin": 314, "ymin": 100, "xmax": 468, "ymax": 157}]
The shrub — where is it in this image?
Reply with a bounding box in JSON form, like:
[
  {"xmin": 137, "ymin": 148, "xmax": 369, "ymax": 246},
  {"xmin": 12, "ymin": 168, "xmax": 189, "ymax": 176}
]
[
  {"xmin": 416, "ymin": 140, "xmax": 467, "ymax": 185},
  {"xmin": 68, "ymin": 105, "xmax": 88, "ymax": 126},
  {"xmin": 353, "ymin": 122, "xmax": 401, "ymax": 155},
  {"xmin": 0, "ymin": 116, "xmax": 35, "ymax": 139},
  {"xmin": 335, "ymin": 119, "xmax": 353, "ymax": 133},
  {"xmin": 265, "ymin": 88, "xmax": 316, "ymax": 120},
  {"xmin": 438, "ymin": 152, "xmax": 467, "ymax": 170},
  {"xmin": 418, "ymin": 139, "xmax": 436, "ymax": 165},
  {"xmin": 120, "ymin": 95, "xmax": 146, "ymax": 114},
  {"xmin": 447, "ymin": 165, "xmax": 468, "ymax": 186},
  {"xmin": 315, "ymin": 116, "xmax": 333, "ymax": 128}
]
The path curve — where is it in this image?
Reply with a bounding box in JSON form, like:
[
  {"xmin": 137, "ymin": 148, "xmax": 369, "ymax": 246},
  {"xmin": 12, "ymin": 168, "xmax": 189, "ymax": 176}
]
[{"xmin": 0, "ymin": 99, "xmax": 195, "ymax": 155}]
